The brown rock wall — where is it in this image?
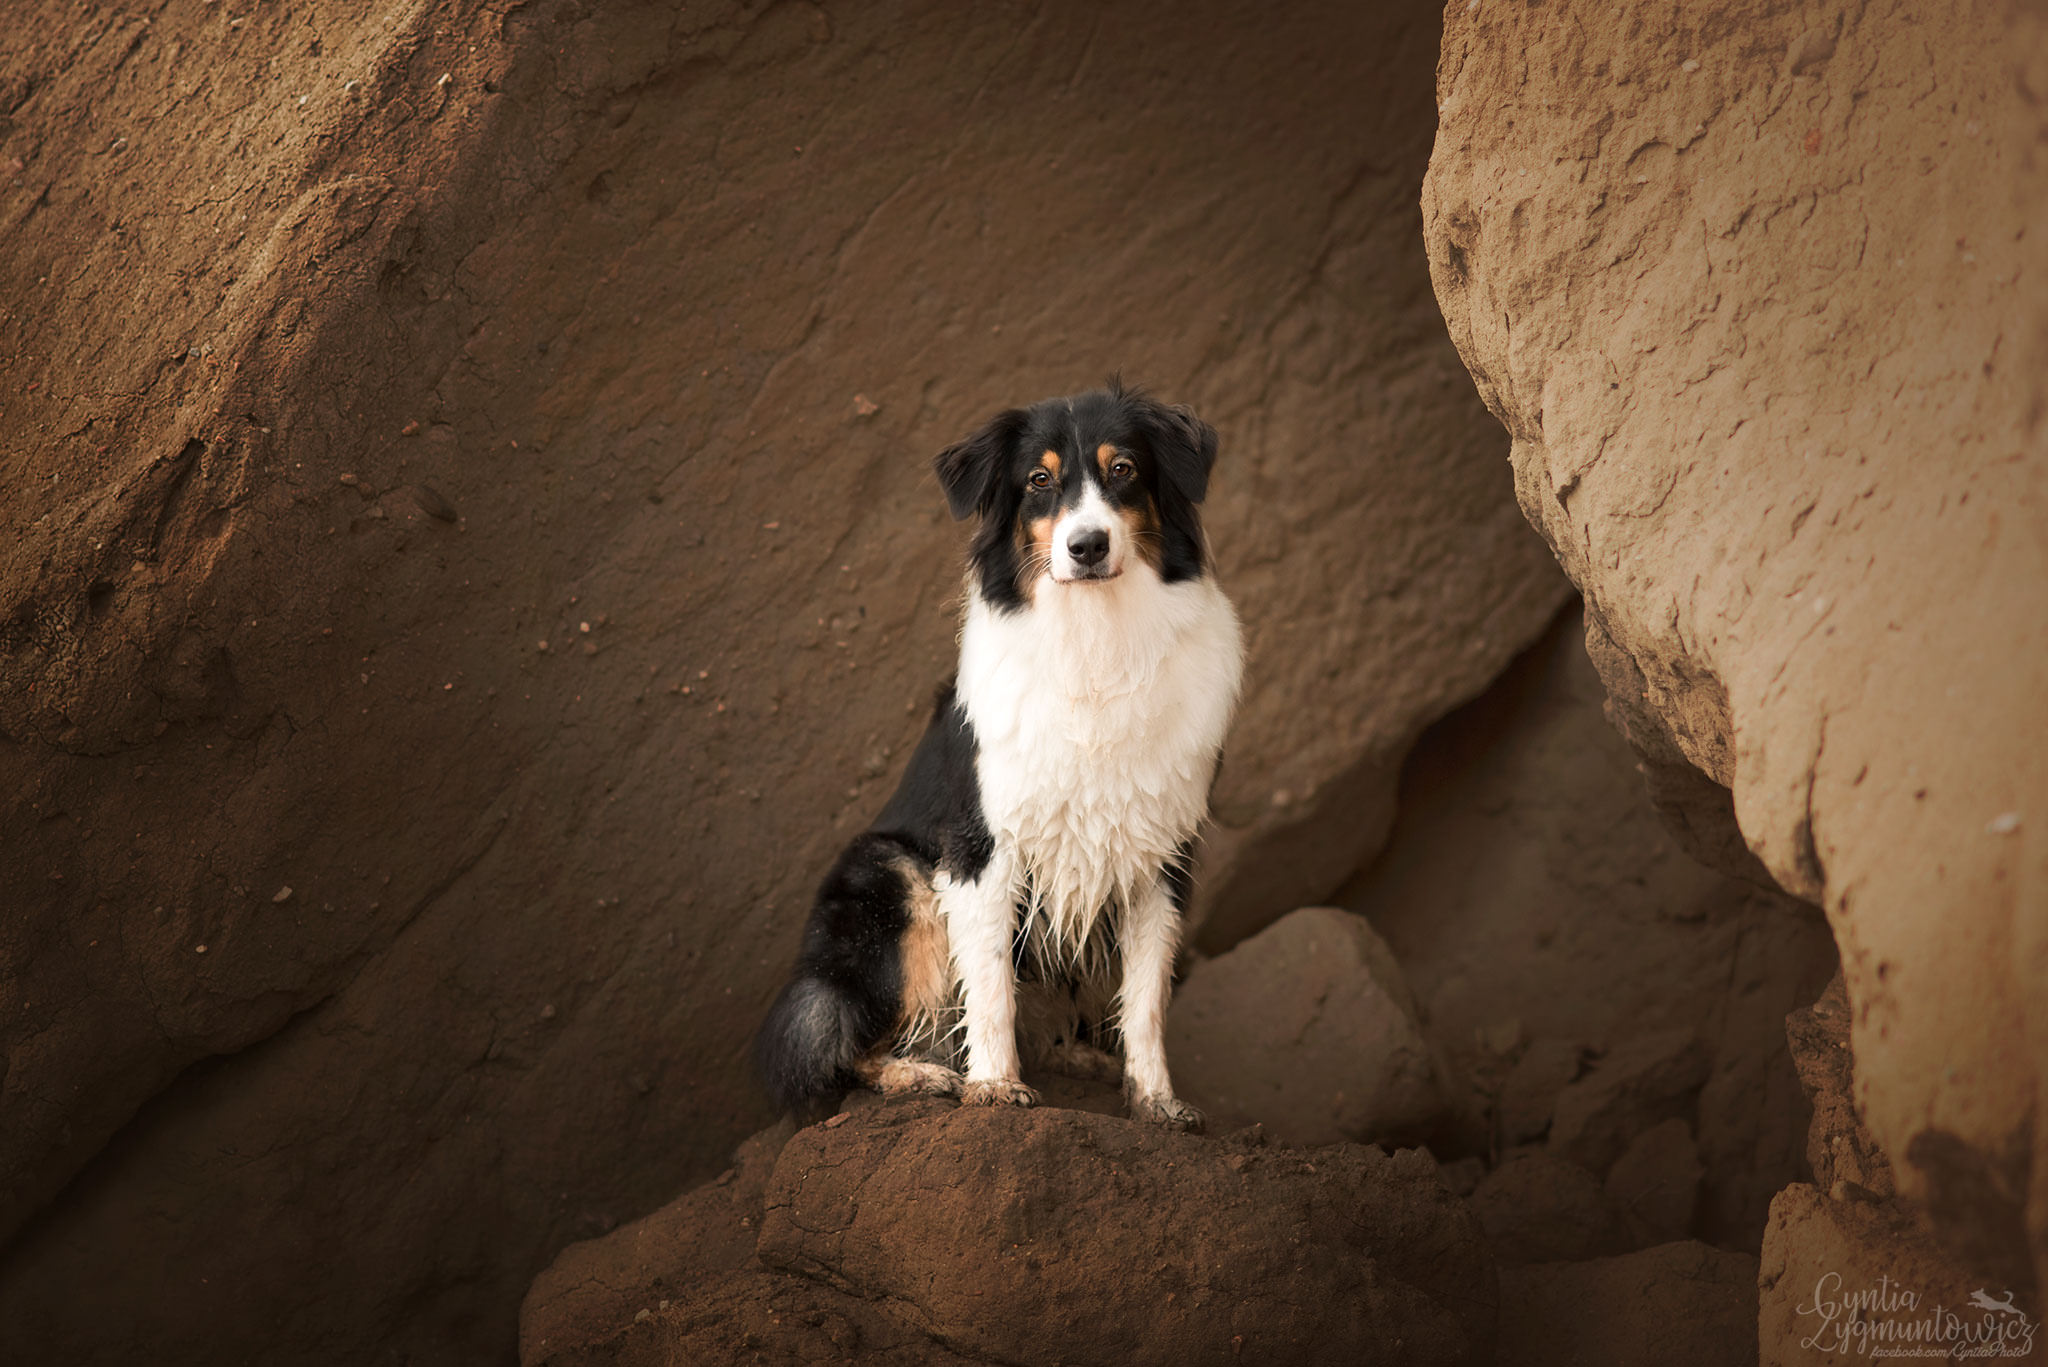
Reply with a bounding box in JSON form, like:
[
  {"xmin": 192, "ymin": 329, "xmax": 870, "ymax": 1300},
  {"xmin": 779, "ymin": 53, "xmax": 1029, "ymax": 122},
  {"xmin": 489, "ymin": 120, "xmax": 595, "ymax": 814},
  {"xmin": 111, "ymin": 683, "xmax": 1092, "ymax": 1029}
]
[
  {"xmin": 0, "ymin": 0, "xmax": 1560, "ymax": 1359},
  {"xmin": 1424, "ymin": 0, "xmax": 2048, "ymax": 1286}
]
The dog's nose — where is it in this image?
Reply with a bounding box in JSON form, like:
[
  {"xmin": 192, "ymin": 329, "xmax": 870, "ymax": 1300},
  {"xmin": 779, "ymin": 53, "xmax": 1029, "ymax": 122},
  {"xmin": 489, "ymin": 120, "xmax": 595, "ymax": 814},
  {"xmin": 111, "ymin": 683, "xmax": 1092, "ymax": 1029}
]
[{"xmin": 1067, "ymin": 528, "xmax": 1110, "ymax": 567}]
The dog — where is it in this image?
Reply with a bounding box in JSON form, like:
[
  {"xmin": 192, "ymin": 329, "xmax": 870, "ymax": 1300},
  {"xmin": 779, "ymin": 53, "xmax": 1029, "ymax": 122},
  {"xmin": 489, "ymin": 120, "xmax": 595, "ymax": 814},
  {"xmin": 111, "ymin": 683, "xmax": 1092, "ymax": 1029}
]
[{"xmin": 755, "ymin": 380, "xmax": 1243, "ymax": 1129}]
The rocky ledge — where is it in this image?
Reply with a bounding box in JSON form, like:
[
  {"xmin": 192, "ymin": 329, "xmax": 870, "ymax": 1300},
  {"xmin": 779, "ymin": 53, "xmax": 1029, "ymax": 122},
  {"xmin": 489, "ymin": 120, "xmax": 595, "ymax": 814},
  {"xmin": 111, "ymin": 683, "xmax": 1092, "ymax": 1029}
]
[{"xmin": 521, "ymin": 1078, "xmax": 1762, "ymax": 1367}]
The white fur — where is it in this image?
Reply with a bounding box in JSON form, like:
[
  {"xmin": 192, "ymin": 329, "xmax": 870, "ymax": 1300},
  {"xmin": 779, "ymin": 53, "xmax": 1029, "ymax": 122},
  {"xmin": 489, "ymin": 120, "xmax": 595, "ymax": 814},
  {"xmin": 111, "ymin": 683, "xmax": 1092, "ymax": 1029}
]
[
  {"xmin": 942, "ymin": 557, "xmax": 1243, "ymax": 1100},
  {"xmin": 1050, "ymin": 482, "xmax": 1121, "ymax": 581}
]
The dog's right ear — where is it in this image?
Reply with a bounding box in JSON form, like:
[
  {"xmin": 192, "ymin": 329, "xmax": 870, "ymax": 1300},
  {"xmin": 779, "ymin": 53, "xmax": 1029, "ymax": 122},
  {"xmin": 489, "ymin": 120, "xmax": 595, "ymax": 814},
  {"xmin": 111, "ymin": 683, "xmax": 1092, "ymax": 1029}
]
[{"xmin": 933, "ymin": 408, "xmax": 1027, "ymax": 521}]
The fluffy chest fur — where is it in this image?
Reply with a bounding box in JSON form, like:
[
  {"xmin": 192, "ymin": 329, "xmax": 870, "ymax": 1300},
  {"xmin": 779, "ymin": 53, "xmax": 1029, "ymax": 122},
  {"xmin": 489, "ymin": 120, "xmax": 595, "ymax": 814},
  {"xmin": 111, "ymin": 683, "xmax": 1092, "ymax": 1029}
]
[{"xmin": 955, "ymin": 565, "xmax": 1243, "ymax": 955}]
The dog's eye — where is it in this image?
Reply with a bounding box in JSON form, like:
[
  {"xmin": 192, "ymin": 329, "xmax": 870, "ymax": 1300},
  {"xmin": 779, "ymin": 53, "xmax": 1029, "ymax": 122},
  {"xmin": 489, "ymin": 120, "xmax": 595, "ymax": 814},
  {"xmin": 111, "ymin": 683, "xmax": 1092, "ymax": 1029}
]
[
  {"xmin": 1109, "ymin": 458, "xmax": 1135, "ymax": 480},
  {"xmin": 1028, "ymin": 468, "xmax": 1053, "ymax": 489}
]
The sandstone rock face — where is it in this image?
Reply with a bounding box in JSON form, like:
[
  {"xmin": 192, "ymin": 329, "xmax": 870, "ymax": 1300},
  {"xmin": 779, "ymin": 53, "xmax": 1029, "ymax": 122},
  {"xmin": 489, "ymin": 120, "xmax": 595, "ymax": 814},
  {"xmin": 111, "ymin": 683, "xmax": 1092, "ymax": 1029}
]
[
  {"xmin": 1425, "ymin": 0, "xmax": 2048, "ymax": 1288},
  {"xmin": 1787, "ymin": 972, "xmax": 1895, "ymax": 1200},
  {"xmin": 0, "ymin": 1, "xmax": 1564, "ymax": 1359},
  {"xmin": 522, "ymin": 1096, "xmax": 1499, "ymax": 1367},
  {"xmin": 1759, "ymin": 1183, "xmax": 2040, "ymax": 1367},
  {"xmin": 1167, "ymin": 906, "xmax": 1444, "ymax": 1145}
]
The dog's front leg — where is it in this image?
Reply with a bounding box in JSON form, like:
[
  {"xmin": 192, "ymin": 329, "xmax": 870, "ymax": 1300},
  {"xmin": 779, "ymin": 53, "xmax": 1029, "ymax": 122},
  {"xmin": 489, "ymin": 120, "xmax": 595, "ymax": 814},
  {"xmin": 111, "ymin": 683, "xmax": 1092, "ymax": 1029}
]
[
  {"xmin": 1119, "ymin": 875, "xmax": 1203, "ymax": 1131},
  {"xmin": 942, "ymin": 854, "xmax": 1038, "ymax": 1107}
]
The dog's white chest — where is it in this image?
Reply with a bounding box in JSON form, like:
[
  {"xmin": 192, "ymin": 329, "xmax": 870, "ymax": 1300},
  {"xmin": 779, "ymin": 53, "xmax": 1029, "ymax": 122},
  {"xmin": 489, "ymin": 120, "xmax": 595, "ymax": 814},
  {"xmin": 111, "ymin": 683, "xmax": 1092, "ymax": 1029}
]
[{"xmin": 956, "ymin": 570, "xmax": 1242, "ymax": 950}]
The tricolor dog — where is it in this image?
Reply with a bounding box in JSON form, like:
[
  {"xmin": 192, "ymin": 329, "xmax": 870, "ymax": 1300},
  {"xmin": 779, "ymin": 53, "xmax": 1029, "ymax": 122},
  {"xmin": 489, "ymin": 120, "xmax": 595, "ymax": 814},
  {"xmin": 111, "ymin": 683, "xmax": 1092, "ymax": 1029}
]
[{"xmin": 756, "ymin": 381, "xmax": 1243, "ymax": 1128}]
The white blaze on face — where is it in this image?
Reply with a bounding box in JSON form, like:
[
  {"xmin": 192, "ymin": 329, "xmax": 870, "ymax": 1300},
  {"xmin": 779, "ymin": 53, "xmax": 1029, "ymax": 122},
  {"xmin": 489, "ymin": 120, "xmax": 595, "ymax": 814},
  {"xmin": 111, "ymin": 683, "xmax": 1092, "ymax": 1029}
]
[{"xmin": 1049, "ymin": 480, "xmax": 1121, "ymax": 582}]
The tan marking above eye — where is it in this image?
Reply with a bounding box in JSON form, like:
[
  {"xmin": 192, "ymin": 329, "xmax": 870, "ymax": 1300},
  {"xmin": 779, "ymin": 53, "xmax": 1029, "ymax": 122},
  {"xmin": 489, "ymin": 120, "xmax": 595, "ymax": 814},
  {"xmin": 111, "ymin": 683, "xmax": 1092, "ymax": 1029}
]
[
  {"xmin": 1096, "ymin": 443, "xmax": 1117, "ymax": 474},
  {"xmin": 1040, "ymin": 451, "xmax": 1062, "ymax": 478}
]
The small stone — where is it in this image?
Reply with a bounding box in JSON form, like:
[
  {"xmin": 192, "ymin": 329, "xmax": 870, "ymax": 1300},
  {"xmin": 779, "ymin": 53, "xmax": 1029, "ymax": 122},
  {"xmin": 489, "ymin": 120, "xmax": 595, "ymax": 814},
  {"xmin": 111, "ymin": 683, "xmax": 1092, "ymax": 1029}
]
[
  {"xmin": 400, "ymin": 419, "xmax": 420, "ymax": 436},
  {"xmin": 195, "ymin": 944, "xmax": 208, "ymax": 954},
  {"xmin": 852, "ymin": 393, "xmax": 880, "ymax": 417},
  {"xmin": 1988, "ymin": 811, "xmax": 2021, "ymax": 835},
  {"xmin": 1680, "ymin": 57, "xmax": 1700, "ymax": 73},
  {"xmin": 271, "ymin": 885, "xmax": 293, "ymax": 903},
  {"xmin": 411, "ymin": 484, "xmax": 457, "ymax": 522},
  {"xmin": 540, "ymin": 1003, "xmax": 557, "ymax": 1020}
]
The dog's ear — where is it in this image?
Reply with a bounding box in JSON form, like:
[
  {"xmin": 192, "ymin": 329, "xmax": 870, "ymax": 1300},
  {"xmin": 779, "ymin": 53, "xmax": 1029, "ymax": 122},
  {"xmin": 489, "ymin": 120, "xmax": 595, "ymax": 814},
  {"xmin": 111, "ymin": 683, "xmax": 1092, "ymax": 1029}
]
[
  {"xmin": 933, "ymin": 407, "xmax": 1027, "ymax": 521},
  {"xmin": 1135, "ymin": 397, "xmax": 1218, "ymax": 505}
]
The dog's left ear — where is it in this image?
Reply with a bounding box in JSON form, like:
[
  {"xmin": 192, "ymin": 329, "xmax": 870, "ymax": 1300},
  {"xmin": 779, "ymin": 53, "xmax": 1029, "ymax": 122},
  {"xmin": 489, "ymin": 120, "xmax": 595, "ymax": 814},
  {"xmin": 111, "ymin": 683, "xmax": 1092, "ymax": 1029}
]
[
  {"xmin": 933, "ymin": 407, "xmax": 1027, "ymax": 521},
  {"xmin": 1136, "ymin": 398, "xmax": 1219, "ymax": 504}
]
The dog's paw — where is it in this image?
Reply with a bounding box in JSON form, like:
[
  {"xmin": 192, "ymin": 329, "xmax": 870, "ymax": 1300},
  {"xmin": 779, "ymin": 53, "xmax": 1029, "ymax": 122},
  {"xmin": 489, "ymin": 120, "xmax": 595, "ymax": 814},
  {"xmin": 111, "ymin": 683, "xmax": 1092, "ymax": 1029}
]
[
  {"xmin": 870, "ymin": 1057, "xmax": 963, "ymax": 1097},
  {"xmin": 1129, "ymin": 1092, "xmax": 1205, "ymax": 1133},
  {"xmin": 959, "ymin": 1078, "xmax": 1041, "ymax": 1108}
]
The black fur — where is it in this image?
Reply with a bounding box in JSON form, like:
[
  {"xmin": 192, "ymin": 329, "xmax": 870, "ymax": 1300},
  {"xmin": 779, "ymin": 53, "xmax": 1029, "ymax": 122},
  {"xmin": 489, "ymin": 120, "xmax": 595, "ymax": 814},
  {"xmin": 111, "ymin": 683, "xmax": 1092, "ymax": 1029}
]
[
  {"xmin": 937, "ymin": 379, "xmax": 1217, "ymax": 613},
  {"xmin": 755, "ymin": 687, "xmax": 989, "ymax": 1113}
]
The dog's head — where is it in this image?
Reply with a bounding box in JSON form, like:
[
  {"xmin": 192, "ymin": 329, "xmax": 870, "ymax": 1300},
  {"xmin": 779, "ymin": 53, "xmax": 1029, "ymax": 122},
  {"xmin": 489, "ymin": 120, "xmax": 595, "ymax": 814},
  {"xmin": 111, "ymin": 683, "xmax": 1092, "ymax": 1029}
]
[{"xmin": 933, "ymin": 380, "xmax": 1218, "ymax": 611}]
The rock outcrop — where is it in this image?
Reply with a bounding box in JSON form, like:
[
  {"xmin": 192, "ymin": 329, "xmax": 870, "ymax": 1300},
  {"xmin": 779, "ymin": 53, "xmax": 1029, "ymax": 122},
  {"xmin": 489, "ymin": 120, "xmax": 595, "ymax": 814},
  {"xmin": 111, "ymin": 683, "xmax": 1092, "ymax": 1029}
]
[
  {"xmin": 0, "ymin": 1, "xmax": 1566, "ymax": 1359},
  {"xmin": 1338, "ymin": 605, "xmax": 1837, "ymax": 1247},
  {"xmin": 521, "ymin": 1095, "xmax": 1499, "ymax": 1367},
  {"xmin": 1425, "ymin": 0, "xmax": 2048, "ymax": 1296},
  {"xmin": 1167, "ymin": 906, "xmax": 1445, "ymax": 1146}
]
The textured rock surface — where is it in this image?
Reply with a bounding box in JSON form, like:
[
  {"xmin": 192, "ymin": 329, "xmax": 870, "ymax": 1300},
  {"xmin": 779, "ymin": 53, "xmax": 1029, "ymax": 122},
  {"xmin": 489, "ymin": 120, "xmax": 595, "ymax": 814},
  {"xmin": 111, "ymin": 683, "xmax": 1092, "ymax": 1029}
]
[
  {"xmin": 1338, "ymin": 605, "xmax": 1837, "ymax": 1245},
  {"xmin": 1787, "ymin": 972, "xmax": 1894, "ymax": 1199},
  {"xmin": 1425, "ymin": 0, "xmax": 2048, "ymax": 1287},
  {"xmin": 1167, "ymin": 906, "xmax": 1444, "ymax": 1145},
  {"xmin": 0, "ymin": 0, "xmax": 1564, "ymax": 1359},
  {"xmin": 1759, "ymin": 1183, "xmax": 2039, "ymax": 1366},
  {"xmin": 1499, "ymin": 1242, "xmax": 1760, "ymax": 1367},
  {"xmin": 522, "ymin": 1094, "xmax": 1498, "ymax": 1367}
]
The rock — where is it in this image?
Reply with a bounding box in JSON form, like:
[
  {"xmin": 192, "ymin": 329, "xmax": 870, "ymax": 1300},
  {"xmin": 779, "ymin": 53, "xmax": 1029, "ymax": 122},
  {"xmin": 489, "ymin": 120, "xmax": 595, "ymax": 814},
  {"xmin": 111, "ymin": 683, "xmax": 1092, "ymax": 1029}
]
[
  {"xmin": 1499, "ymin": 1241, "xmax": 1760, "ymax": 1367},
  {"xmin": 519, "ymin": 1120, "xmax": 791, "ymax": 1365},
  {"xmin": 1547, "ymin": 1029, "xmax": 1708, "ymax": 1177},
  {"xmin": 542, "ymin": 1270, "xmax": 988, "ymax": 1367},
  {"xmin": 1603, "ymin": 1117, "xmax": 1704, "ymax": 1248},
  {"xmin": 0, "ymin": 1, "xmax": 1566, "ymax": 1360},
  {"xmin": 1759, "ymin": 1183, "xmax": 2036, "ymax": 1367},
  {"xmin": 1166, "ymin": 907, "xmax": 1445, "ymax": 1146},
  {"xmin": 1425, "ymin": 0, "xmax": 2048, "ymax": 1288},
  {"xmin": 522, "ymin": 1096, "xmax": 1499, "ymax": 1367},
  {"xmin": 1339, "ymin": 604, "xmax": 1838, "ymax": 1248},
  {"xmin": 1785, "ymin": 973, "xmax": 1893, "ymax": 1198},
  {"xmin": 1469, "ymin": 1149, "xmax": 1630, "ymax": 1266},
  {"xmin": 1497, "ymin": 1037, "xmax": 1583, "ymax": 1146}
]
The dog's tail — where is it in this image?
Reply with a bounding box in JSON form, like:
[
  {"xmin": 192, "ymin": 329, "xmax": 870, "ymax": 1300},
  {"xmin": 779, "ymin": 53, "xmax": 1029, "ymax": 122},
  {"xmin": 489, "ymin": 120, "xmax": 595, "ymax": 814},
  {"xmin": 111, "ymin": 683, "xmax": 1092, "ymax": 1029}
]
[
  {"xmin": 755, "ymin": 974, "xmax": 866, "ymax": 1116},
  {"xmin": 755, "ymin": 833, "xmax": 923, "ymax": 1117}
]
